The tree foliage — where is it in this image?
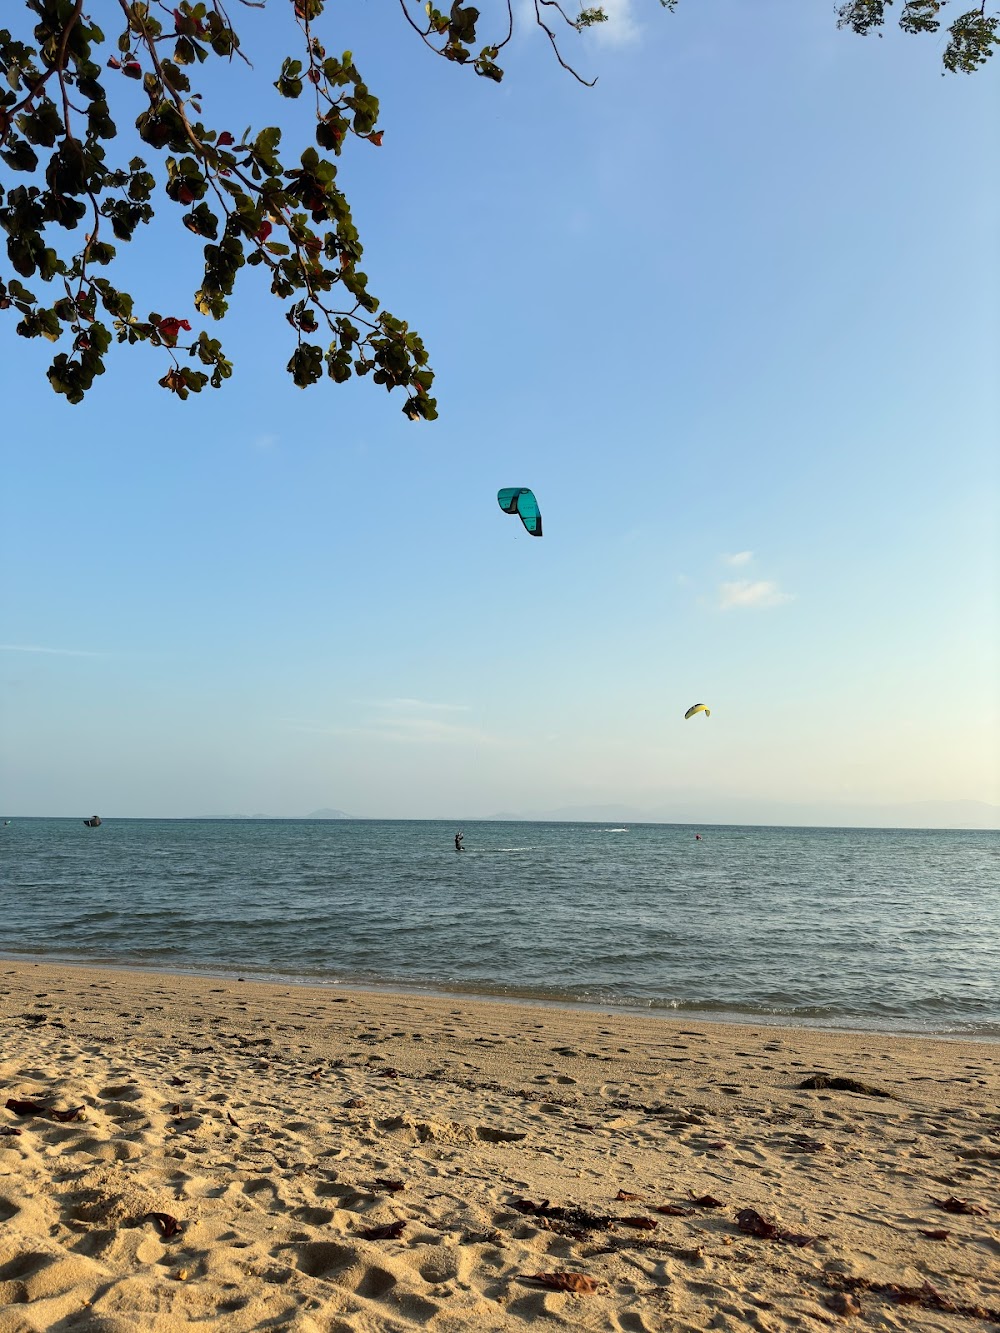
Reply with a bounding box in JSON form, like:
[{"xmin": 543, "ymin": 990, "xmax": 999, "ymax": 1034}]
[{"xmin": 1, "ymin": 0, "xmax": 995, "ymax": 411}]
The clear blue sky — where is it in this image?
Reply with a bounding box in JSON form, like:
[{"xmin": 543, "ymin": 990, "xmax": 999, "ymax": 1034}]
[{"xmin": 1, "ymin": 1, "xmax": 997, "ymax": 820}]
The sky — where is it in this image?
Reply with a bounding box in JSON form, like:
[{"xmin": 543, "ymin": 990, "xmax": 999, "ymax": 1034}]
[{"xmin": 1, "ymin": 0, "xmax": 998, "ymax": 822}]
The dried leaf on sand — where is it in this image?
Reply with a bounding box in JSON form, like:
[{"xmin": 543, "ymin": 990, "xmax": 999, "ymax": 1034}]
[
  {"xmin": 147, "ymin": 1212, "xmax": 183, "ymax": 1239},
  {"xmin": 524, "ymin": 1271, "xmax": 601, "ymax": 1294},
  {"xmin": 358, "ymin": 1220, "xmax": 406, "ymax": 1240},
  {"xmin": 932, "ymin": 1195, "xmax": 987, "ymax": 1216},
  {"xmin": 736, "ymin": 1208, "xmax": 818, "ymax": 1247},
  {"xmin": 5, "ymin": 1098, "xmax": 84, "ymax": 1122}
]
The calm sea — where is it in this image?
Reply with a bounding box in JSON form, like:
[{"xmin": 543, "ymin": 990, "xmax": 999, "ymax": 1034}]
[{"xmin": 1, "ymin": 819, "xmax": 998, "ymax": 1037}]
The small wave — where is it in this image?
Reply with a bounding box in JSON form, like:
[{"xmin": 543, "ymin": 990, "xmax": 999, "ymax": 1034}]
[
  {"xmin": 467, "ymin": 846, "xmax": 535, "ymax": 854},
  {"xmin": 603, "ymin": 828, "xmax": 629, "ymax": 833}
]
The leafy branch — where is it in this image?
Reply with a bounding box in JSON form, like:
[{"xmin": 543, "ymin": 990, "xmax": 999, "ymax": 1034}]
[{"xmin": 1, "ymin": 0, "xmax": 996, "ymax": 410}]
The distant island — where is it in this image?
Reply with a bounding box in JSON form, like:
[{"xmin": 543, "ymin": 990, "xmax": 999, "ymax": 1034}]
[{"xmin": 306, "ymin": 808, "xmax": 350, "ymax": 820}]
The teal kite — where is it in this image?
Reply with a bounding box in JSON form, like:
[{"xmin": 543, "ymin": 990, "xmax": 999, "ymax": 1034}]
[
  {"xmin": 498, "ymin": 488, "xmax": 542, "ymax": 537},
  {"xmin": 684, "ymin": 704, "xmax": 710, "ymax": 720}
]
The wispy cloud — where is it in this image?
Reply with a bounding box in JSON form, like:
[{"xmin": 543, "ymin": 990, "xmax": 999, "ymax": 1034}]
[
  {"xmin": 335, "ymin": 716, "xmax": 500, "ymax": 746},
  {"xmin": 718, "ymin": 580, "xmax": 794, "ymax": 611},
  {"xmin": 0, "ymin": 644, "xmax": 102, "ymax": 657},
  {"xmin": 722, "ymin": 551, "xmax": 753, "ymax": 567},
  {"xmin": 284, "ymin": 697, "xmax": 490, "ymax": 746}
]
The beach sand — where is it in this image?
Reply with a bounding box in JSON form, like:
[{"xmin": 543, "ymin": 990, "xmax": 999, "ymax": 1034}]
[{"xmin": 0, "ymin": 961, "xmax": 997, "ymax": 1332}]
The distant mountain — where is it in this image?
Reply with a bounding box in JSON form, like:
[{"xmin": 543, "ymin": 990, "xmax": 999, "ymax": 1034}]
[{"xmin": 307, "ymin": 807, "xmax": 351, "ymax": 819}]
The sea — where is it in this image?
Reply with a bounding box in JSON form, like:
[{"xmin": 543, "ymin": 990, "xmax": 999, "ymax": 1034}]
[{"xmin": 1, "ymin": 819, "xmax": 998, "ymax": 1039}]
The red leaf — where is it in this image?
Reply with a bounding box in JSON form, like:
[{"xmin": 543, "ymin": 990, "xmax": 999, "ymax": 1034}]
[
  {"xmin": 368, "ymin": 131, "xmax": 384, "ymax": 146},
  {"xmin": 619, "ymin": 1216, "xmax": 658, "ymax": 1231},
  {"xmin": 6, "ymin": 1098, "xmax": 47, "ymax": 1116},
  {"xmin": 147, "ymin": 1211, "xmax": 183, "ymax": 1239},
  {"xmin": 217, "ymin": 131, "xmax": 235, "ymax": 147},
  {"xmin": 255, "ymin": 221, "xmax": 273, "ymax": 244},
  {"xmin": 157, "ymin": 317, "xmax": 192, "ymax": 341}
]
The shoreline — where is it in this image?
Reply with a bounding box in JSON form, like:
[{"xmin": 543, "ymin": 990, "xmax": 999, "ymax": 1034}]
[
  {"xmin": 2, "ymin": 958, "xmax": 999, "ymax": 1330},
  {"xmin": 2, "ymin": 951, "xmax": 998, "ymax": 1044}
]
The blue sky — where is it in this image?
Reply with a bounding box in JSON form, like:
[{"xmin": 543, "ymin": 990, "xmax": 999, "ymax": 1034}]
[{"xmin": 1, "ymin": 0, "xmax": 997, "ymax": 820}]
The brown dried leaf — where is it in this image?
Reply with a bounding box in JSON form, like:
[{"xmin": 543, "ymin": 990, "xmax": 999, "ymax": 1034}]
[
  {"xmin": 512, "ymin": 1197, "xmax": 549, "ymax": 1214},
  {"xmin": 615, "ymin": 1190, "xmax": 645, "ymax": 1202},
  {"xmin": 374, "ymin": 1178, "xmax": 405, "ymax": 1193},
  {"xmin": 737, "ymin": 1207, "xmax": 781, "ymax": 1239},
  {"xmin": 619, "ymin": 1216, "xmax": 658, "ymax": 1230},
  {"xmin": 377, "ymin": 1068, "xmax": 399, "ymax": 1079},
  {"xmin": 688, "ymin": 1193, "xmax": 725, "ymax": 1208},
  {"xmin": 49, "ymin": 1106, "xmax": 85, "ymax": 1123},
  {"xmin": 932, "ymin": 1195, "xmax": 987, "ymax": 1216},
  {"xmin": 168, "ymin": 1076, "xmax": 187, "ymax": 1087},
  {"xmin": 654, "ymin": 1204, "xmax": 695, "ymax": 1216},
  {"xmin": 5, "ymin": 1098, "xmax": 47, "ymax": 1116},
  {"xmin": 524, "ymin": 1271, "xmax": 600, "ymax": 1294},
  {"xmin": 919, "ymin": 1229, "xmax": 951, "ymax": 1241},
  {"xmin": 0, "ymin": 1126, "xmax": 22, "ymax": 1137},
  {"xmin": 736, "ymin": 1208, "xmax": 817, "ymax": 1247},
  {"xmin": 147, "ymin": 1211, "xmax": 183, "ymax": 1239},
  {"xmin": 344, "ymin": 1098, "xmax": 365, "ymax": 1109},
  {"xmin": 227, "ymin": 1112, "xmax": 240, "ymax": 1127},
  {"xmin": 358, "ymin": 1220, "xmax": 406, "ymax": 1241}
]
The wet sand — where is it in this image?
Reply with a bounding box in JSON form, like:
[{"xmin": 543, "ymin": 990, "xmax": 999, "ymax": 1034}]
[{"xmin": 1, "ymin": 960, "xmax": 998, "ymax": 1331}]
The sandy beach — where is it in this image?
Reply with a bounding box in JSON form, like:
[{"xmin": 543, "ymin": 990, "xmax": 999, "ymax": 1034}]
[{"xmin": 0, "ymin": 961, "xmax": 997, "ymax": 1332}]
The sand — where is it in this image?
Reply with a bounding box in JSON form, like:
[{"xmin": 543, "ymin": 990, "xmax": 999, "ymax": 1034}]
[{"xmin": 0, "ymin": 961, "xmax": 998, "ymax": 1332}]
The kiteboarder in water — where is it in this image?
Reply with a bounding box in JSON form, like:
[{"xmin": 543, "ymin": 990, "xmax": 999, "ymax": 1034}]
[{"xmin": 454, "ymin": 831, "xmax": 465, "ymax": 852}]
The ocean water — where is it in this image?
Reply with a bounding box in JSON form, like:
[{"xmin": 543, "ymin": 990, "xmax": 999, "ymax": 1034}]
[{"xmin": 1, "ymin": 818, "xmax": 998, "ymax": 1037}]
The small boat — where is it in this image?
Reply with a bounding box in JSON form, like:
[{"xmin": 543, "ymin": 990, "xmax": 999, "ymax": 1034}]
[{"xmin": 83, "ymin": 815, "xmax": 102, "ymax": 828}]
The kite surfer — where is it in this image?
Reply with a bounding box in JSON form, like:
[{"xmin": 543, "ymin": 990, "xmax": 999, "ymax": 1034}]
[{"xmin": 454, "ymin": 831, "xmax": 465, "ymax": 853}]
